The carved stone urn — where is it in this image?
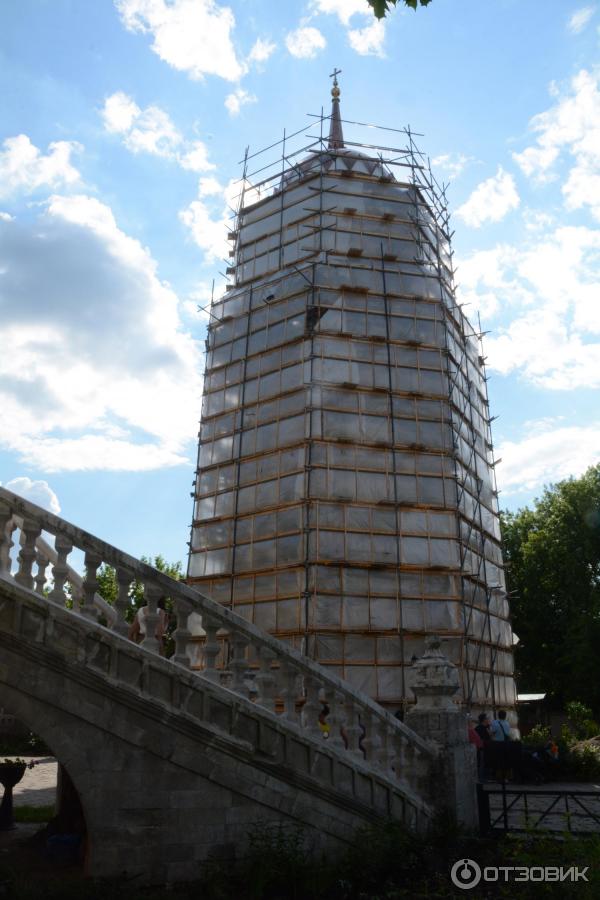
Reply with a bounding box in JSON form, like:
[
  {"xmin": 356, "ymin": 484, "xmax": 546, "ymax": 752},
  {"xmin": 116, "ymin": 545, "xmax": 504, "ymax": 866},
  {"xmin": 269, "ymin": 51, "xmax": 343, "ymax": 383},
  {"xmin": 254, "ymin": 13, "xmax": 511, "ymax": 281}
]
[
  {"xmin": 0, "ymin": 763, "xmax": 27, "ymax": 830},
  {"xmin": 410, "ymin": 634, "xmax": 461, "ymax": 709}
]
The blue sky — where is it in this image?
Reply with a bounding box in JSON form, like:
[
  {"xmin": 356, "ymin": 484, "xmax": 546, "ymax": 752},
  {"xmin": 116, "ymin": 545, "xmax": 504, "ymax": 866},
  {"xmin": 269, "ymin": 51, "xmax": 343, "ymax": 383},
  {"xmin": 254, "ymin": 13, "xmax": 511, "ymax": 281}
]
[{"xmin": 1, "ymin": 0, "xmax": 599, "ymax": 568}]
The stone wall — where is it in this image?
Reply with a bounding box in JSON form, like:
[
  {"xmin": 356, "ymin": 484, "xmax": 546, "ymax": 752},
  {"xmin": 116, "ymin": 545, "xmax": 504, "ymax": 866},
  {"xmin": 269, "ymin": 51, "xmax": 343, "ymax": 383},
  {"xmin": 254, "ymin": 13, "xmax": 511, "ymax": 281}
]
[{"xmin": 0, "ymin": 575, "xmax": 434, "ymax": 883}]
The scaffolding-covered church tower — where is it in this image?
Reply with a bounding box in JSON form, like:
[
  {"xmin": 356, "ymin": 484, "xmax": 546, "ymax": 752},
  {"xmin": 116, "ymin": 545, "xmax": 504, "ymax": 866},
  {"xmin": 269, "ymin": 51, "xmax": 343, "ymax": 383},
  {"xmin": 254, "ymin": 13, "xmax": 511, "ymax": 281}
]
[{"xmin": 188, "ymin": 76, "xmax": 516, "ymax": 713}]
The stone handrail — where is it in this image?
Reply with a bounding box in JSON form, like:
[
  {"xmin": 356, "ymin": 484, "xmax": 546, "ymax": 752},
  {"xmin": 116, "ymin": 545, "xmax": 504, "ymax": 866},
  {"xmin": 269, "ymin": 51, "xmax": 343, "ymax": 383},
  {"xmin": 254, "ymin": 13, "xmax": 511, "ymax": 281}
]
[
  {"xmin": 8, "ymin": 515, "xmax": 118, "ymax": 627},
  {"xmin": 0, "ymin": 486, "xmax": 436, "ymax": 797}
]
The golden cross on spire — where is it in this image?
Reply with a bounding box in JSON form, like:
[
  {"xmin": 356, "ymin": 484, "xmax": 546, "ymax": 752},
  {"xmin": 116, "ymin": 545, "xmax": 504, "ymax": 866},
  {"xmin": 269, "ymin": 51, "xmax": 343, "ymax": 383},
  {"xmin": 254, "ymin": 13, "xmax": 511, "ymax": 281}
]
[{"xmin": 329, "ymin": 67, "xmax": 341, "ymax": 99}]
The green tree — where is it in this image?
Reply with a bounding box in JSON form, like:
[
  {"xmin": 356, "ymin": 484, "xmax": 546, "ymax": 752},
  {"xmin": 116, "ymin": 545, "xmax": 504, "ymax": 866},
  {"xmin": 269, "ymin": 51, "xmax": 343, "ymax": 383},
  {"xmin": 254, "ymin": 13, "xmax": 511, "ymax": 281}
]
[
  {"xmin": 501, "ymin": 465, "xmax": 600, "ymax": 714},
  {"xmin": 368, "ymin": 0, "xmax": 432, "ymax": 18},
  {"xmin": 96, "ymin": 554, "xmax": 183, "ymax": 623}
]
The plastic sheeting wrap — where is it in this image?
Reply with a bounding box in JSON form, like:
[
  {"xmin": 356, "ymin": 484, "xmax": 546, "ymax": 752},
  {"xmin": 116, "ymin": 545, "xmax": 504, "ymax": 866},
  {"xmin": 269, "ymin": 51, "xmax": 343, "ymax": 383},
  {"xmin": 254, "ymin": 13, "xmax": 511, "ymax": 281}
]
[{"xmin": 188, "ymin": 136, "xmax": 516, "ymax": 710}]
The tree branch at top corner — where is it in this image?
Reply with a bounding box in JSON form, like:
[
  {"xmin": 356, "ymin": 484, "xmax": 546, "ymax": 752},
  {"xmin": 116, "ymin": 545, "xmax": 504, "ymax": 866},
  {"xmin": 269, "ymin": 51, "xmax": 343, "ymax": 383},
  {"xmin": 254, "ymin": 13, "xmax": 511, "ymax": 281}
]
[{"xmin": 368, "ymin": 0, "xmax": 432, "ymax": 19}]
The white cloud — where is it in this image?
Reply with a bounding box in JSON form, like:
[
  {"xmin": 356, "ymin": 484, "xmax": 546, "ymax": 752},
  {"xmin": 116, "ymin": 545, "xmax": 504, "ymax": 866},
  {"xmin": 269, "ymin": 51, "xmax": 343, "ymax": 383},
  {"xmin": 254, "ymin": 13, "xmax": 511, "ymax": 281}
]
[
  {"xmin": 197, "ymin": 176, "xmax": 224, "ymax": 197},
  {"xmin": 0, "ymin": 135, "xmax": 81, "ymax": 199},
  {"xmin": 101, "ymin": 91, "xmax": 140, "ymax": 133},
  {"xmin": 512, "ymin": 69, "xmax": 600, "ymax": 218},
  {"xmin": 568, "ymin": 6, "xmax": 595, "ymax": 33},
  {"xmin": 183, "ymin": 278, "xmax": 227, "ymax": 322},
  {"xmin": 179, "ymin": 175, "xmax": 240, "ymax": 262},
  {"xmin": 456, "ymin": 166, "xmax": 520, "ymax": 227},
  {"xmin": 102, "ymin": 92, "xmax": 179, "ymax": 156},
  {"xmin": 457, "ymin": 244, "xmax": 522, "ymax": 320},
  {"xmin": 310, "ymin": 0, "xmax": 367, "ymax": 25},
  {"xmin": 101, "ymin": 92, "xmax": 215, "ymax": 172},
  {"xmin": 310, "ymin": 0, "xmax": 391, "ymax": 56},
  {"xmin": 431, "ymin": 153, "xmax": 473, "ymax": 181},
  {"xmin": 179, "ymin": 142, "xmax": 215, "ymax": 173},
  {"xmin": 459, "ymin": 225, "xmax": 600, "ymax": 390},
  {"xmin": 115, "ymin": 0, "xmax": 246, "ymax": 81},
  {"xmin": 225, "ymin": 88, "xmax": 257, "ymax": 117},
  {"xmin": 347, "ymin": 18, "xmax": 385, "ymax": 56},
  {"xmin": 511, "ymin": 145, "xmax": 560, "ymax": 181},
  {"xmin": 179, "ymin": 197, "xmax": 230, "ymax": 261},
  {"xmin": 0, "ymin": 196, "xmax": 202, "ymax": 472},
  {"xmin": 10, "ymin": 436, "xmax": 187, "ymax": 472},
  {"xmin": 2, "ymin": 477, "xmax": 61, "ymax": 514},
  {"xmin": 247, "ymin": 37, "xmax": 276, "ymax": 65},
  {"xmin": 522, "ymin": 208, "xmax": 555, "ymax": 232},
  {"xmin": 285, "ymin": 26, "xmax": 326, "ymax": 59},
  {"xmin": 496, "ymin": 424, "xmax": 600, "ymax": 494},
  {"xmin": 0, "ymin": 212, "xmax": 15, "ymax": 222}
]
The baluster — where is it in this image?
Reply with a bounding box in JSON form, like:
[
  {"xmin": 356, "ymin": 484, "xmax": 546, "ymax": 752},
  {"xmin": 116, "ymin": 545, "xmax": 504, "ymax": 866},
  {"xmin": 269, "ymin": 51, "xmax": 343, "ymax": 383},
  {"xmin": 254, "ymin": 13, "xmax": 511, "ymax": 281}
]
[
  {"xmin": 402, "ymin": 740, "xmax": 418, "ymax": 788},
  {"xmin": 322, "ymin": 688, "xmax": 345, "ymax": 750},
  {"xmin": 172, "ymin": 598, "xmax": 192, "ymax": 667},
  {"xmin": 406, "ymin": 744, "xmax": 432, "ymax": 799},
  {"xmin": 280, "ymin": 660, "xmax": 300, "ymax": 722},
  {"xmin": 114, "ymin": 567, "xmax": 132, "ymax": 637},
  {"xmin": 15, "ymin": 518, "xmax": 42, "ymax": 590},
  {"xmin": 141, "ymin": 583, "xmax": 160, "ymax": 653},
  {"xmin": 220, "ymin": 636, "xmax": 233, "ymax": 688},
  {"xmin": 81, "ymin": 550, "xmax": 101, "ymax": 621},
  {"xmin": 49, "ymin": 534, "xmax": 73, "ymax": 605},
  {"xmin": 202, "ymin": 614, "xmax": 221, "ymax": 682},
  {"xmin": 301, "ymin": 674, "xmax": 323, "ymax": 740},
  {"xmin": 255, "ymin": 646, "xmax": 277, "ymax": 712},
  {"xmin": 390, "ymin": 732, "xmax": 405, "ymax": 780},
  {"xmin": 0, "ymin": 506, "xmax": 15, "ymax": 574},
  {"xmin": 33, "ymin": 549, "xmax": 49, "ymax": 595},
  {"xmin": 361, "ymin": 709, "xmax": 383, "ymax": 765},
  {"xmin": 341, "ymin": 697, "xmax": 362, "ymax": 756},
  {"xmin": 376, "ymin": 724, "xmax": 395, "ymax": 775},
  {"xmin": 230, "ymin": 634, "xmax": 249, "ymax": 694}
]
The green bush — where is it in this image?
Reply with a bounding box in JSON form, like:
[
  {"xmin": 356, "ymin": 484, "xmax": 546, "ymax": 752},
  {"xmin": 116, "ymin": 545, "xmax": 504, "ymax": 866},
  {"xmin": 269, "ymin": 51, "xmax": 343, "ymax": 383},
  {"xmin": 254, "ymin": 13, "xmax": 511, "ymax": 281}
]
[
  {"xmin": 564, "ymin": 741, "xmax": 600, "ymax": 782},
  {"xmin": 565, "ymin": 701, "xmax": 599, "ymax": 740},
  {"xmin": 522, "ymin": 723, "xmax": 552, "ymax": 747}
]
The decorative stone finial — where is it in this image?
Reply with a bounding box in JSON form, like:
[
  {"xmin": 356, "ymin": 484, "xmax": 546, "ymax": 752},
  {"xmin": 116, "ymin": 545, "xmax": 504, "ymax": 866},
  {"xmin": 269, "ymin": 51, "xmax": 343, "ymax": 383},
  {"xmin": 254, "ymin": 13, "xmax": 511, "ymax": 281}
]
[{"xmin": 410, "ymin": 634, "xmax": 461, "ymax": 710}]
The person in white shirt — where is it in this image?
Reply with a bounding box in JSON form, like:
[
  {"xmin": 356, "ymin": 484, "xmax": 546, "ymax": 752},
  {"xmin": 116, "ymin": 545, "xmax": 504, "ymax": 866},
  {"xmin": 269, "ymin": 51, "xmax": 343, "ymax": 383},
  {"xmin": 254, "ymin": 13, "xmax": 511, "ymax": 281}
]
[{"xmin": 128, "ymin": 597, "xmax": 168, "ymax": 648}]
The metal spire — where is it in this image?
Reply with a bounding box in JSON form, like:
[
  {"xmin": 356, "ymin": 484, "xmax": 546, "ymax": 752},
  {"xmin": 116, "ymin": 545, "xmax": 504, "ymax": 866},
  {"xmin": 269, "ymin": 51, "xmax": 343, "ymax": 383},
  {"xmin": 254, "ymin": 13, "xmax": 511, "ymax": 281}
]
[{"xmin": 328, "ymin": 68, "xmax": 344, "ymax": 150}]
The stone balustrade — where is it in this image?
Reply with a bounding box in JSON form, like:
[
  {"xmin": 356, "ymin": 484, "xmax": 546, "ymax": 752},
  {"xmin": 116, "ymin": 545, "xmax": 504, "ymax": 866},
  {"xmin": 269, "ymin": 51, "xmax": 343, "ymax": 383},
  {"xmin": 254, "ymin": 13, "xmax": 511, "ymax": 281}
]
[{"xmin": 0, "ymin": 486, "xmax": 436, "ymax": 803}]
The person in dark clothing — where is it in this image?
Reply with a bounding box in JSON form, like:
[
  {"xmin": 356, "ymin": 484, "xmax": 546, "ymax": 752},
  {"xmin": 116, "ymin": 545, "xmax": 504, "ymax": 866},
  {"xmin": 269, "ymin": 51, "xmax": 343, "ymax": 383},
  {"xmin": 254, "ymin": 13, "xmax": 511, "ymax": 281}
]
[
  {"xmin": 475, "ymin": 713, "xmax": 492, "ymax": 744},
  {"xmin": 475, "ymin": 713, "xmax": 492, "ymax": 780}
]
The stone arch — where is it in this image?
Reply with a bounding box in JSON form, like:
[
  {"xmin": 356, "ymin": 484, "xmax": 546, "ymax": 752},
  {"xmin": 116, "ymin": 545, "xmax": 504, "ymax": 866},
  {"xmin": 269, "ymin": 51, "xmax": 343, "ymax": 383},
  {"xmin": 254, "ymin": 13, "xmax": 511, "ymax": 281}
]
[{"xmin": 0, "ymin": 682, "xmax": 90, "ymax": 871}]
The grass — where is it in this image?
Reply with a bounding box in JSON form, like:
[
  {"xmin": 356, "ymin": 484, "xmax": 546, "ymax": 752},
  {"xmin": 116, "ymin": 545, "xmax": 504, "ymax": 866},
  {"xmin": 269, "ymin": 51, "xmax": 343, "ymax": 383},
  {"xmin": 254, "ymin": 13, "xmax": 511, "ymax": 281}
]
[{"xmin": 14, "ymin": 805, "xmax": 54, "ymax": 824}]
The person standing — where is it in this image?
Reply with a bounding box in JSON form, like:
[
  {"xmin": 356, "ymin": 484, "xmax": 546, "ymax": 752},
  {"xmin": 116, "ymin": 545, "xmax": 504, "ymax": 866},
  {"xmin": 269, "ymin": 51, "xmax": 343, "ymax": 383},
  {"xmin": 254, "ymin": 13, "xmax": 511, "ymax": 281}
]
[
  {"xmin": 490, "ymin": 709, "xmax": 512, "ymax": 781},
  {"xmin": 128, "ymin": 597, "xmax": 168, "ymax": 650},
  {"xmin": 475, "ymin": 713, "xmax": 492, "ymax": 780},
  {"xmin": 490, "ymin": 709, "xmax": 511, "ymax": 741}
]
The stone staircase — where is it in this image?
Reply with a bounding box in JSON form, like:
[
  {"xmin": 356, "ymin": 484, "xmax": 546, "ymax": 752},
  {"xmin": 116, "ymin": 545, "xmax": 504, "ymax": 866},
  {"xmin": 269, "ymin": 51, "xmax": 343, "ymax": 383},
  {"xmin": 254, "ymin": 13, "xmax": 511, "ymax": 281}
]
[{"xmin": 0, "ymin": 486, "xmax": 447, "ymax": 881}]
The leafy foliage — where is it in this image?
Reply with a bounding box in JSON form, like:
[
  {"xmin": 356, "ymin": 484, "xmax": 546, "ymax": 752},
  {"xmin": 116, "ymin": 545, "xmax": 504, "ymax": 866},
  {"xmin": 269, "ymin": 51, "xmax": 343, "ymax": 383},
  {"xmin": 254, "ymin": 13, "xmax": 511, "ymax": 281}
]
[
  {"xmin": 368, "ymin": 0, "xmax": 432, "ymax": 18},
  {"xmin": 565, "ymin": 741, "xmax": 600, "ymax": 782},
  {"xmin": 94, "ymin": 555, "xmax": 182, "ymax": 653},
  {"xmin": 501, "ymin": 465, "xmax": 600, "ymax": 713},
  {"xmin": 96, "ymin": 554, "xmax": 183, "ymax": 619},
  {"xmin": 521, "ymin": 723, "xmax": 552, "ymax": 748},
  {"xmin": 564, "ymin": 700, "xmax": 599, "ymax": 741}
]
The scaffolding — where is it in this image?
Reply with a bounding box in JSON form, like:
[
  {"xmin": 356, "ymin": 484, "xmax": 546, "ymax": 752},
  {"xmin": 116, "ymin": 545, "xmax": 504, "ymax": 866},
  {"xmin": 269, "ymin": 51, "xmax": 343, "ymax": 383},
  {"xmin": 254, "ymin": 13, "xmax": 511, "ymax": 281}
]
[{"xmin": 187, "ymin": 86, "xmax": 517, "ymax": 713}]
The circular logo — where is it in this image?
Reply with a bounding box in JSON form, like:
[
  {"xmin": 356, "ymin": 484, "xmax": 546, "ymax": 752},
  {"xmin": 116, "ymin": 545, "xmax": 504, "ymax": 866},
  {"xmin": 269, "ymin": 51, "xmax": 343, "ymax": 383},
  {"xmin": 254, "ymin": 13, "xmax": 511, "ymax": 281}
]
[{"xmin": 450, "ymin": 858, "xmax": 482, "ymax": 890}]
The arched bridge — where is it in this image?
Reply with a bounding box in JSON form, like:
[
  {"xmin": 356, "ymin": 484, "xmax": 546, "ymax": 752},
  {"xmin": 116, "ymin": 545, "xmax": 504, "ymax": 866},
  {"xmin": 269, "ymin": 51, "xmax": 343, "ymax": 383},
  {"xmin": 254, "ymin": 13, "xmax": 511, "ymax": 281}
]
[{"xmin": 0, "ymin": 487, "xmax": 469, "ymax": 883}]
